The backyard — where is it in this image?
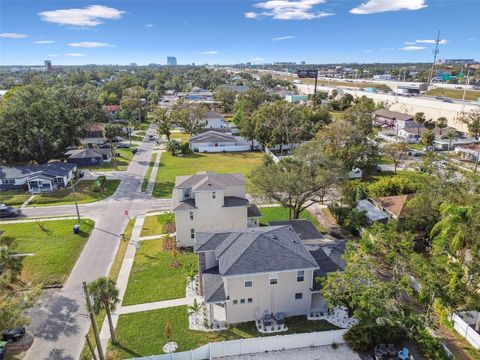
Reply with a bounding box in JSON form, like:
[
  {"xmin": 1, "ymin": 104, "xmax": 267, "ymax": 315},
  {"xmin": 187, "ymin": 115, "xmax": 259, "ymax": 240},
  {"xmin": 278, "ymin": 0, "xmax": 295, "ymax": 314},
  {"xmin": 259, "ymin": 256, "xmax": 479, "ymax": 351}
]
[
  {"xmin": 78, "ymin": 148, "xmax": 137, "ymax": 171},
  {"xmin": 0, "ymin": 219, "xmax": 94, "ymax": 286},
  {"xmin": 109, "ymin": 305, "xmax": 339, "ymax": 359},
  {"xmin": 152, "ymin": 152, "xmax": 263, "ymax": 198},
  {"xmin": 259, "ymin": 206, "xmax": 326, "ymax": 233},
  {"xmin": 122, "ymin": 238, "xmax": 197, "ymax": 305},
  {"xmin": 28, "ymin": 179, "xmax": 120, "ymax": 207}
]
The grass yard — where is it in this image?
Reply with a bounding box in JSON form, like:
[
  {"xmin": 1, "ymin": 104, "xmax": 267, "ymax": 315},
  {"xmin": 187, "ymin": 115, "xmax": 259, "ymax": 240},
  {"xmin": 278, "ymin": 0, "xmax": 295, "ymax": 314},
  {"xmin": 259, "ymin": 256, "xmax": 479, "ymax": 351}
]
[
  {"xmin": 366, "ymin": 169, "xmax": 430, "ymax": 185},
  {"xmin": 79, "ymin": 148, "xmax": 137, "ymax": 171},
  {"xmin": 122, "ymin": 238, "xmax": 197, "ymax": 305},
  {"xmin": 330, "ymin": 111, "xmax": 344, "ymax": 120},
  {"xmin": 0, "ymin": 219, "xmax": 94, "ymax": 286},
  {"xmin": 109, "ymin": 305, "xmax": 339, "ymax": 359},
  {"xmin": 135, "ymin": 131, "xmax": 146, "ymax": 136},
  {"xmin": 259, "ymin": 206, "xmax": 326, "ymax": 233},
  {"xmin": 141, "ymin": 153, "xmax": 157, "ymax": 192},
  {"xmin": 152, "ymin": 152, "xmax": 263, "ymax": 198},
  {"xmin": 170, "ymin": 132, "xmax": 190, "ymax": 143},
  {"xmin": 28, "ymin": 180, "xmax": 120, "ymax": 207},
  {"xmin": 426, "ymin": 87, "xmax": 479, "ymax": 101},
  {"xmin": 140, "ymin": 213, "xmax": 174, "ymax": 237},
  {"xmin": 0, "ymin": 190, "xmax": 30, "ymax": 207}
]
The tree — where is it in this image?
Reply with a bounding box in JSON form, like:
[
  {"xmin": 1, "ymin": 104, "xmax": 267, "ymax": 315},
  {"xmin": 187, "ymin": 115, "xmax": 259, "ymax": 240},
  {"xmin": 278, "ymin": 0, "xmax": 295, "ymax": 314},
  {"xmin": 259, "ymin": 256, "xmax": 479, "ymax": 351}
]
[
  {"xmin": 0, "ymin": 284, "xmax": 42, "ymax": 331},
  {"xmin": 166, "ymin": 140, "xmax": 182, "ymax": 156},
  {"xmin": 173, "ymin": 103, "xmax": 206, "ymax": 136},
  {"xmin": 420, "ymin": 130, "xmax": 435, "ymax": 148},
  {"xmin": 414, "ymin": 112, "xmax": 426, "ymax": 139},
  {"xmin": 424, "ymin": 120, "xmax": 436, "ymax": 131},
  {"xmin": 213, "ymin": 86, "xmax": 236, "ymax": 113},
  {"xmin": 0, "ymin": 245, "xmax": 22, "ymax": 282},
  {"xmin": 233, "ymin": 88, "xmax": 270, "ymax": 116},
  {"xmin": 444, "ymin": 131, "xmax": 458, "ymax": 154},
  {"xmin": 383, "ymin": 143, "xmax": 408, "ymax": 173},
  {"xmin": 120, "ymin": 86, "xmax": 148, "ymax": 123},
  {"xmin": 103, "ymin": 123, "xmax": 122, "ymax": 170},
  {"xmin": 151, "ymin": 106, "xmax": 172, "ymax": 141},
  {"xmin": 436, "ymin": 117, "xmax": 448, "ymax": 135},
  {"xmin": 88, "ymin": 277, "xmax": 120, "ymax": 344},
  {"xmin": 249, "ymin": 145, "xmax": 343, "ymax": 219},
  {"xmin": 460, "ymin": 109, "xmax": 480, "ymax": 139},
  {"xmin": 188, "ymin": 298, "xmax": 202, "ymax": 325}
]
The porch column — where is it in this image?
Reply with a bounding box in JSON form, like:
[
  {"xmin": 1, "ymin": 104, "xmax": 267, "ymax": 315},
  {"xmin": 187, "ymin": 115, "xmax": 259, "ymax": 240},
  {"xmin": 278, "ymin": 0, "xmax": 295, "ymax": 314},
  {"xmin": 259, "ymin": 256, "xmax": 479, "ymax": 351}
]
[
  {"xmin": 49, "ymin": 181, "xmax": 53, "ymax": 191},
  {"xmin": 27, "ymin": 181, "xmax": 32, "ymax": 193},
  {"xmin": 209, "ymin": 303, "xmax": 214, "ymax": 325}
]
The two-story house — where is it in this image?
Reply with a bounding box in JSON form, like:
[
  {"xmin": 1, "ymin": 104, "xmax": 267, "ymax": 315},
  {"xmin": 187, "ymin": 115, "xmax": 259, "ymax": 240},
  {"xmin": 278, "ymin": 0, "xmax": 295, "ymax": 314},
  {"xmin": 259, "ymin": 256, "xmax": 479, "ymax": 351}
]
[
  {"xmin": 194, "ymin": 226, "xmax": 320, "ymax": 326},
  {"xmin": 171, "ymin": 172, "xmax": 261, "ymax": 247}
]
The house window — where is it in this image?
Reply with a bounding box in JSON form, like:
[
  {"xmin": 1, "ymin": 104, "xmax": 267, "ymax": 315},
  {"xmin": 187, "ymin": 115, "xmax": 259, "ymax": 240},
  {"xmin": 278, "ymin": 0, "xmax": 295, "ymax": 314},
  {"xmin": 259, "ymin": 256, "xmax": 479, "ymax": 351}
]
[
  {"xmin": 240, "ymin": 299, "xmax": 245, "ymax": 304},
  {"xmin": 233, "ymin": 300, "xmax": 238, "ymax": 305},
  {"xmin": 212, "ymin": 191, "xmax": 216, "ymax": 199},
  {"xmin": 190, "ymin": 229, "xmax": 195, "ymax": 239},
  {"xmin": 295, "ymin": 293, "xmax": 303, "ymax": 300},
  {"xmin": 53, "ymin": 177, "xmax": 63, "ymax": 183},
  {"xmin": 3, "ymin": 179, "xmax": 15, "ymax": 185},
  {"xmin": 269, "ymin": 273, "xmax": 278, "ymax": 285},
  {"xmin": 247, "ymin": 298, "xmax": 253, "ymax": 303},
  {"xmin": 244, "ymin": 275, "xmax": 252, "ymax": 288},
  {"xmin": 189, "ymin": 211, "xmax": 194, "ymax": 220},
  {"xmin": 183, "ymin": 188, "xmax": 190, "ymax": 199},
  {"xmin": 297, "ymin": 270, "xmax": 304, "ymax": 282}
]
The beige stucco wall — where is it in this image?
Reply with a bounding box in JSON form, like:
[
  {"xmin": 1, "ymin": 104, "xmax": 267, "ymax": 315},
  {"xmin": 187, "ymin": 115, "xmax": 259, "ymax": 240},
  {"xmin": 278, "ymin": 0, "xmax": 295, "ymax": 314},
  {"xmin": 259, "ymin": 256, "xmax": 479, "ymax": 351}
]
[{"xmin": 223, "ymin": 270, "xmax": 315, "ymax": 324}]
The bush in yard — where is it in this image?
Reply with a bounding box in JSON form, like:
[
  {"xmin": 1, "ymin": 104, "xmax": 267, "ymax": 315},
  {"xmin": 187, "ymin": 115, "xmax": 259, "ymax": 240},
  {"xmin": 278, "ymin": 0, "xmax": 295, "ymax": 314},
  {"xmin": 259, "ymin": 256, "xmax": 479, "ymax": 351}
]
[
  {"xmin": 166, "ymin": 140, "xmax": 182, "ymax": 156},
  {"xmin": 344, "ymin": 323, "xmax": 406, "ymax": 352},
  {"xmin": 367, "ymin": 176, "xmax": 418, "ymax": 198},
  {"xmin": 180, "ymin": 142, "xmax": 192, "ymax": 155}
]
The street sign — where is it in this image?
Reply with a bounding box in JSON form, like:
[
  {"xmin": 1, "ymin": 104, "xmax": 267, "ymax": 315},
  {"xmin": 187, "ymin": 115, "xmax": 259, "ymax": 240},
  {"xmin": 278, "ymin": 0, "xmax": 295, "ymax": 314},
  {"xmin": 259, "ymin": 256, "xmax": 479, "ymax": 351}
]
[{"xmin": 296, "ymin": 69, "xmax": 318, "ymax": 79}]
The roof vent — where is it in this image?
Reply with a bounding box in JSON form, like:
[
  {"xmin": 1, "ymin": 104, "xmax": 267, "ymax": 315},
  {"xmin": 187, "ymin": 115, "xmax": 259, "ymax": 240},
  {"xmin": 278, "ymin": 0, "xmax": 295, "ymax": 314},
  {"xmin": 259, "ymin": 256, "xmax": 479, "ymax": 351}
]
[{"xmin": 272, "ymin": 235, "xmax": 279, "ymax": 241}]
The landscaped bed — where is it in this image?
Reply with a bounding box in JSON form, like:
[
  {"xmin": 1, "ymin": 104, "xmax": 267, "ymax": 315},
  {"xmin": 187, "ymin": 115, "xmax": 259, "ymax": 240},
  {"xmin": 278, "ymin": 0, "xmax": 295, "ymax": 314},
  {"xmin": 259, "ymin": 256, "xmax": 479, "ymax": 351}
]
[
  {"xmin": 109, "ymin": 305, "xmax": 339, "ymax": 359},
  {"xmin": 0, "ymin": 218, "xmax": 94, "ymax": 286},
  {"xmin": 122, "ymin": 238, "xmax": 197, "ymax": 305},
  {"xmin": 140, "ymin": 212, "xmax": 175, "ymax": 237},
  {"xmin": 259, "ymin": 206, "xmax": 326, "ymax": 233},
  {"xmin": 28, "ymin": 179, "xmax": 120, "ymax": 207},
  {"xmin": 152, "ymin": 152, "xmax": 263, "ymax": 198}
]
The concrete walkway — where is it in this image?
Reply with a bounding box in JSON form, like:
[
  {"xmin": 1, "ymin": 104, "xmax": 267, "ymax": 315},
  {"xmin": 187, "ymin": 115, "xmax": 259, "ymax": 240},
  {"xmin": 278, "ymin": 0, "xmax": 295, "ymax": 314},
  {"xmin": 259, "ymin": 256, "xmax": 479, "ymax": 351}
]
[
  {"xmin": 120, "ymin": 297, "xmax": 199, "ymax": 315},
  {"xmin": 138, "ymin": 233, "xmax": 171, "ymax": 241},
  {"xmin": 0, "ymin": 216, "xmax": 78, "ymax": 224},
  {"xmin": 20, "ymin": 195, "xmax": 35, "ymax": 208},
  {"xmin": 145, "ymin": 149, "xmax": 163, "ymax": 195}
]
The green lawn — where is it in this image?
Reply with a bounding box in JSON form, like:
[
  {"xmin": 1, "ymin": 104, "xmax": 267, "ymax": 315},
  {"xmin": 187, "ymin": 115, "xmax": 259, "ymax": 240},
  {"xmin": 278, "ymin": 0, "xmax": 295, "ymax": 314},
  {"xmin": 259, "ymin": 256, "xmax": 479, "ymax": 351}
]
[
  {"xmin": 28, "ymin": 180, "xmax": 120, "ymax": 207},
  {"xmin": 426, "ymin": 88, "xmax": 479, "ymax": 101},
  {"xmin": 0, "ymin": 219, "xmax": 94, "ymax": 286},
  {"xmin": 0, "ymin": 190, "xmax": 30, "ymax": 207},
  {"xmin": 259, "ymin": 206, "xmax": 326, "ymax": 233},
  {"xmin": 122, "ymin": 238, "xmax": 197, "ymax": 305},
  {"xmin": 366, "ymin": 169, "xmax": 430, "ymax": 185},
  {"xmin": 110, "ymin": 305, "xmax": 338, "ymax": 358},
  {"xmin": 152, "ymin": 152, "xmax": 263, "ymax": 198},
  {"xmin": 141, "ymin": 153, "xmax": 157, "ymax": 192},
  {"xmin": 79, "ymin": 148, "xmax": 137, "ymax": 171},
  {"xmin": 140, "ymin": 213, "xmax": 174, "ymax": 237},
  {"xmin": 170, "ymin": 132, "xmax": 190, "ymax": 143}
]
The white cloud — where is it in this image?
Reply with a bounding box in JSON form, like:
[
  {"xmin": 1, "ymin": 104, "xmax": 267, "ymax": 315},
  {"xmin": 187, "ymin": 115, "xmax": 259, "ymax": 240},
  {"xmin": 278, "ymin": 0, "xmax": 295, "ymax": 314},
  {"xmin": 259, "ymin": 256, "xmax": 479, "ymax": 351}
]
[
  {"xmin": 350, "ymin": 0, "xmax": 427, "ymax": 15},
  {"xmin": 245, "ymin": 0, "xmax": 334, "ymax": 20},
  {"xmin": 416, "ymin": 39, "xmax": 449, "ymax": 44},
  {"xmin": 404, "ymin": 41, "xmax": 416, "ymax": 45},
  {"xmin": 145, "ymin": 24, "xmax": 154, "ymax": 27},
  {"xmin": 47, "ymin": 54, "xmax": 59, "ymax": 57},
  {"xmin": 399, "ymin": 45, "xmax": 426, "ymax": 51},
  {"xmin": 0, "ymin": 33, "xmax": 27, "ymax": 38},
  {"xmin": 68, "ymin": 42, "xmax": 113, "ymax": 48},
  {"xmin": 363, "ymin": 49, "xmax": 373, "ymax": 53},
  {"xmin": 33, "ymin": 40, "xmax": 55, "ymax": 44},
  {"xmin": 273, "ymin": 35, "xmax": 296, "ymax": 41},
  {"xmin": 65, "ymin": 52, "xmax": 86, "ymax": 57},
  {"xmin": 198, "ymin": 50, "xmax": 219, "ymax": 55},
  {"xmin": 39, "ymin": 5, "xmax": 124, "ymax": 27}
]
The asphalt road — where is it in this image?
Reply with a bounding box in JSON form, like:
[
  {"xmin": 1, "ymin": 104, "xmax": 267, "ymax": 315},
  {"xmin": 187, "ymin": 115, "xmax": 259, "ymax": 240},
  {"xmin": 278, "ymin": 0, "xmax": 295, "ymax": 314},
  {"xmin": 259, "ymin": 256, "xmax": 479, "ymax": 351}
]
[{"xmin": 23, "ymin": 125, "xmax": 171, "ymax": 360}]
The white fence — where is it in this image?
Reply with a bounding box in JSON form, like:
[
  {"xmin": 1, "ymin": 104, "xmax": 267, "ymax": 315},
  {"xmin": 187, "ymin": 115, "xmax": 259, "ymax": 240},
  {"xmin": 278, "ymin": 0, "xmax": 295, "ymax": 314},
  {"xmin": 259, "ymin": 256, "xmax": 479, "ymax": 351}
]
[
  {"xmin": 133, "ymin": 329, "xmax": 347, "ymax": 360},
  {"xmin": 450, "ymin": 312, "xmax": 480, "ymax": 349},
  {"xmin": 196, "ymin": 145, "xmax": 251, "ymax": 153}
]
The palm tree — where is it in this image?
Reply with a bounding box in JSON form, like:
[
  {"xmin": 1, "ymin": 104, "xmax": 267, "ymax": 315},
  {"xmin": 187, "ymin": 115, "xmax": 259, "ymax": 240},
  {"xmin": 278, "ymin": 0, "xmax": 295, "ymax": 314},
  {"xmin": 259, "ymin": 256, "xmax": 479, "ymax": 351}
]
[
  {"xmin": 420, "ymin": 130, "xmax": 435, "ymax": 149},
  {"xmin": 430, "ymin": 203, "xmax": 477, "ymax": 264},
  {"xmin": 0, "ymin": 245, "xmax": 22, "ymax": 282},
  {"xmin": 88, "ymin": 277, "xmax": 120, "ymax": 344},
  {"xmin": 445, "ymin": 131, "xmax": 458, "ymax": 154},
  {"xmin": 188, "ymin": 298, "xmax": 202, "ymax": 325},
  {"xmin": 424, "ymin": 120, "xmax": 436, "ymax": 131},
  {"xmin": 436, "ymin": 117, "xmax": 448, "ymax": 135},
  {"xmin": 414, "ymin": 112, "xmax": 426, "ymax": 139}
]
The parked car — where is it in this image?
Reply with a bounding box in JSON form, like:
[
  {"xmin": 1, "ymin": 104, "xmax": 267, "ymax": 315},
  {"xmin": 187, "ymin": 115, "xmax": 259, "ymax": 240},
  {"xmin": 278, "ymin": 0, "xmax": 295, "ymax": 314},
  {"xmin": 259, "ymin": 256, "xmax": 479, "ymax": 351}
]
[
  {"xmin": 111, "ymin": 136, "xmax": 124, "ymax": 143},
  {"xmin": 98, "ymin": 143, "xmax": 111, "ymax": 149},
  {"xmin": 2, "ymin": 327, "xmax": 25, "ymax": 342},
  {"xmin": 0, "ymin": 205, "xmax": 21, "ymax": 218},
  {"xmin": 115, "ymin": 143, "xmax": 130, "ymax": 148}
]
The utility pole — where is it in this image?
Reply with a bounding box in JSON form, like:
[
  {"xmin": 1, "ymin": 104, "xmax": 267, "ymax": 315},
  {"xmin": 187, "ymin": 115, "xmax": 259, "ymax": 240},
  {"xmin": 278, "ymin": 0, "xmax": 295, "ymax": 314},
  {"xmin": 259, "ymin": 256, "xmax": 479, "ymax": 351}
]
[
  {"xmin": 71, "ymin": 179, "xmax": 80, "ymax": 222},
  {"xmin": 428, "ymin": 31, "xmax": 441, "ymax": 88},
  {"xmin": 83, "ymin": 281, "xmax": 105, "ymax": 360},
  {"xmin": 461, "ymin": 69, "xmax": 472, "ymax": 114},
  {"xmin": 85, "ymin": 334, "xmax": 98, "ymax": 360}
]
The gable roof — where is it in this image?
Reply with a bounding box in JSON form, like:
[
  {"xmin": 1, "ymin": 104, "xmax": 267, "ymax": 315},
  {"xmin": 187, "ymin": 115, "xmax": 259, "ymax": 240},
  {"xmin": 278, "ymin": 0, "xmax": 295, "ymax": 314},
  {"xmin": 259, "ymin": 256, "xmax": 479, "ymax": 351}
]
[
  {"xmin": 66, "ymin": 148, "xmax": 110, "ymax": 159},
  {"xmin": 189, "ymin": 131, "xmax": 235, "ymax": 144},
  {"xmin": 373, "ymin": 109, "xmax": 413, "ymax": 121},
  {"xmin": 375, "ymin": 194, "xmax": 413, "ymax": 219},
  {"xmin": 205, "ymin": 111, "xmax": 224, "ymax": 119},
  {"xmin": 268, "ymin": 220, "xmax": 323, "ymax": 241},
  {"xmin": 202, "ymin": 267, "xmax": 227, "ymax": 303},
  {"xmin": 0, "ymin": 162, "xmax": 77, "ymax": 180},
  {"xmin": 195, "ymin": 226, "xmax": 319, "ymax": 276},
  {"xmin": 175, "ymin": 171, "xmax": 245, "ymax": 190}
]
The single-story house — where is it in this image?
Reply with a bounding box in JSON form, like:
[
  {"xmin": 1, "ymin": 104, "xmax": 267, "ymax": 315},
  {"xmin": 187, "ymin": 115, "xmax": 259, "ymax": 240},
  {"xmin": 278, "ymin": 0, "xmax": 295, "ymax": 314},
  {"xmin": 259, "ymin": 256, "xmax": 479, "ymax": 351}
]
[
  {"xmin": 356, "ymin": 199, "xmax": 389, "ymax": 225},
  {"xmin": 374, "ymin": 194, "xmax": 413, "ymax": 221},
  {"xmin": 189, "ymin": 131, "xmax": 252, "ymax": 153},
  {"xmin": 65, "ymin": 148, "xmax": 111, "ymax": 166},
  {"xmin": 83, "ymin": 122, "xmax": 106, "ymax": 145},
  {"xmin": 455, "ymin": 143, "xmax": 480, "ymax": 162},
  {"xmin": 435, "ymin": 134, "xmax": 479, "ymax": 151},
  {"xmin": 373, "ymin": 109, "xmax": 414, "ymax": 130},
  {"xmin": 0, "ymin": 162, "xmax": 77, "ymax": 193},
  {"xmin": 203, "ymin": 111, "xmax": 229, "ymax": 130},
  {"xmin": 102, "ymin": 104, "xmax": 121, "ymax": 117},
  {"xmin": 398, "ymin": 126, "xmax": 457, "ymax": 144}
]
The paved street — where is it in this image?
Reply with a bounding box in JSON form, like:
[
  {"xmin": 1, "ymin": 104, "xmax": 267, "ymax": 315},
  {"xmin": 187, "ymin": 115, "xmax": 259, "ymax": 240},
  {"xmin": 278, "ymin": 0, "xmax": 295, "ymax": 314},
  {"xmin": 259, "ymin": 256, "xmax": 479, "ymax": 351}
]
[{"xmin": 23, "ymin": 125, "xmax": 171, "ymax": 360}]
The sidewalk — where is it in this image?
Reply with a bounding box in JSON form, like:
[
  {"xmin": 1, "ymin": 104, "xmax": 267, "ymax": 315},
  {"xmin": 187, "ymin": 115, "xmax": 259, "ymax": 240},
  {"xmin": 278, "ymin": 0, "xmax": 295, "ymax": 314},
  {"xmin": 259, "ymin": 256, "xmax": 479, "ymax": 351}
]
[
  {"xmin": 146, "ymin": 149, "xmax": 163, "ymax": 195},
  {"xmin": 120, "ymin": 297, "xmax": 199, "ymax": 315}
]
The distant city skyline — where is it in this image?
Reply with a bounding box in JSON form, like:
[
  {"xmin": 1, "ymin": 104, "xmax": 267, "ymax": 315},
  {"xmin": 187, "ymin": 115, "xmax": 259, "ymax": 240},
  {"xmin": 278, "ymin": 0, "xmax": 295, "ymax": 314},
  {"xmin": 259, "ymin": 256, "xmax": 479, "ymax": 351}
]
[{"xmin": 0, "ymin": 1, "xmax": 479, "ymax": 66}]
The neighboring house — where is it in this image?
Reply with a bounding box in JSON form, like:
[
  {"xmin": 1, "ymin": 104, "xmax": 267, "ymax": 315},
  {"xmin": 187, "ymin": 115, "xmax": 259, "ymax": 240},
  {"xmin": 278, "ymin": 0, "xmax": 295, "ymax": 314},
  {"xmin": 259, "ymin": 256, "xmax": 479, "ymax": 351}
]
[
  {"xmin": 356, "ymin": 199, "xmax": 389, "ymax": 225},
  {"xmin": 189, "ymin": 131, "xmax": 253, "ymax": 153},
  {"xmin": 0, "ymin": 162, "xmax": 77, "ymax": 193},
  {"xmin": 83, "ymin": 122, "xmax": 106, "ymax": 145},
  {"xmin": 398, "ymin": 125, "xmax": 457, "ymax": 144},
  {"xmin": 65, "ymin": 148, "xmax": 112, "ymax": 166},
  {"xmin": 194, "ymin": 226, "xmax": 320, "ymax": 325},
  {"xmin": 285, "ymin": 94, "xmax": 308, "ymax": 104},
  {"xmin": 434, "ymin": 134, "xmax": 478, "ymax": 151},
  {"xmin": 185, "ymin": 87, "xmax": 214, "ymax": 101},
  {"xmin": 204, "ymin": 111, "xmax": 229, "ymax": 130},
  {"xmin": 453, "ymin": 143, "xmax": 480, "ymax": 162},
  {"xmin": 102, "ymin": 104, "xmax": 121, "ymax": 117},
  {"xmin": 374, "ymin": 194, "xmax": 413, "ymax": 221},
  {"xmin": 171, "ymin": 172, "xmax": 259, "ymax": 247},
  {"xmin": 373, "ymin": 109, "xmax": 414, "ymax": 130}
]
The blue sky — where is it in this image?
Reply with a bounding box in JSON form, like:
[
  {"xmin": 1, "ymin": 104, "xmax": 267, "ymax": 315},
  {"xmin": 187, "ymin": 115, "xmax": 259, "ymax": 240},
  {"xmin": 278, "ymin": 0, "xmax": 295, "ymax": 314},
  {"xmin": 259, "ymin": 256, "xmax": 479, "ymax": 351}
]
[{"xmin": 0, "ymin": 1, "xmax": 479, "ymax": 65}]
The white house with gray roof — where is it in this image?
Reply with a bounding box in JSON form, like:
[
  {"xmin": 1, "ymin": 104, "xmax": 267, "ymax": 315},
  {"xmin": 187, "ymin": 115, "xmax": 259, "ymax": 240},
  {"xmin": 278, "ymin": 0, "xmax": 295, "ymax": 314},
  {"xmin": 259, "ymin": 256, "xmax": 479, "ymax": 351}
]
[
  {"xmin": 194, "ymin": 226, "xmax": 322, "ymax": 326},
  {"xmin": 189, "ymin": 131, "xmax": 253, "ymax": 153},
  {"xmin": 171, "ymin": 171, "xmax": 261, "ymax": 247}
]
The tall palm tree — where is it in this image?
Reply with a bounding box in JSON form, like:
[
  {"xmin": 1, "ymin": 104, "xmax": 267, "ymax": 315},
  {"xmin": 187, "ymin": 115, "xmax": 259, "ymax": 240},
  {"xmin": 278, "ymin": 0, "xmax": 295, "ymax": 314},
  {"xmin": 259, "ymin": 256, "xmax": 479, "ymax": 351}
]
[
  {"xmin": 445, "ymin": 131, "xmax": 458, "ymax": 154},
  {"xmin": 436, "ymin": 117, "xmax": 448, "ymax": 135},
  {"xmin": 0, "ymin": 245, "xmax": 22, "ymax": 282},
  {"xmin": 188, "ymin": 298, "xmax": 202, "ymax": 325},
  {"xmin": 430, "ymin": 203, "xmax": 477, "ymax": 264},
  {"xmin": 414, "ymin": 112, "xmax": 426, "ymax": 139},
  {"xmin": 88, "ymin": 277, "xmax": 120, "ymax": 344}
]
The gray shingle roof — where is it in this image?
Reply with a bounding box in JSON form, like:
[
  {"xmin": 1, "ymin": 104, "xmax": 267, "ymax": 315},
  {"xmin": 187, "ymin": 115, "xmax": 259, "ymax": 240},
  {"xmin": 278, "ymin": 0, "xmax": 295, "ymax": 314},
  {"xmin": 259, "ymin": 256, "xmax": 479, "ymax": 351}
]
[
  {"xmin": 175, "ymin": 172, "xmax": 245, "ymax": 190},
  {"xmin": 0, "ymin": 162, "xmax": 77, "ymax": 180},
  {"xmin": 373, "ymin": 109, "xmax": 413, "ymax": 121},
  {"xmin": 268, "ymin": 220, "xmax": 323, "ymax": 241},
  {"xmin": 172, "ymin": 199, "xmax": 196, "ymax": 211},
  {"xmin": 247, "ymin": 204, "xmax": 262, "ymax": 218},
  {"xmin": 67, "ymin": 148, "xmax": 110, "ymax": 159},
  {"xmin": 195, "ymin": 226, "xmax": 319, "ymax": 276},
  {"xmin": 189, "ymin": 131, "xmax": 235, "ymax": 144},
  {"xmin": 223, "ymin": 196, "xmax": 249, "ymax": 207},
  {"xmin": 202, "ymin": 267, "xmax": 227, "ymax": 303},
  {"xmin": 356, "ymin": 199, "xmax": 388, "ymax": 223}
]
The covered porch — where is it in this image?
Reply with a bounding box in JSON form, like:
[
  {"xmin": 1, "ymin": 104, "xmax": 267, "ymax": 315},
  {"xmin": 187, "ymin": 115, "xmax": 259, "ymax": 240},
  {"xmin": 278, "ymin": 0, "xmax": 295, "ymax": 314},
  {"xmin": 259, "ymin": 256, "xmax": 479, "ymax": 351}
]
[{"xmin": 27, "ymin": 177, "xmax": 57, "ymax": 193}]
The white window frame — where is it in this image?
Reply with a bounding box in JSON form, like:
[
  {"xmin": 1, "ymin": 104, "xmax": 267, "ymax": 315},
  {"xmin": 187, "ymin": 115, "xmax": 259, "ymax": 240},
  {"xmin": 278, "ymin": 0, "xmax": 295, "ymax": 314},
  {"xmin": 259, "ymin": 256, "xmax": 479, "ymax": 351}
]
[
  {"xmin": 183, "ymin": 188, "xmax": 190, "ymax": 199},
  {"xmin": 3, "ymin": 179, "xmax": 15, "ymax": 185},
  {"xmin": 244, "ymin": 275, "xmax": 252, "ymax": 288},
  {"xmin": 212, "ymin": 191, "xmax": 216, "ymax": 199},
  {"xmin": 295, "ymin": 292, "xmax": 303, "ymax": 300},
  {"xmin": 190, "ymin": 228, "xmax": 195, "ymax": 239},
  {"xmin": 296, "ymin": 270, "xmax": 304, "ymax": 282},
  {"xmin": 189, "ymin": 211, "xmax": 194, "ymax": 220},
  {"xmin": 269, "ymin": 273, "xmax": 278, "ymax": 285}
]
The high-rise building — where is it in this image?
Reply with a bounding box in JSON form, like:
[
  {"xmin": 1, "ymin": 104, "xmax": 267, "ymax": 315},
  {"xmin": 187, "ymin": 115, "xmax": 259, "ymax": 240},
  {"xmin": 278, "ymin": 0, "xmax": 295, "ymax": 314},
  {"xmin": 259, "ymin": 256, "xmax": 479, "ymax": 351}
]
[
  {"xmin": 44, "ymin": 60, "xmax": 53, "ymax": 71},
  {"xmin": 301, "ymin": 61, "xmax": 306, "ymax": 65},
  {"xmin": 167, "ymin": 56, "xmax": 177, "ymax": 66}
]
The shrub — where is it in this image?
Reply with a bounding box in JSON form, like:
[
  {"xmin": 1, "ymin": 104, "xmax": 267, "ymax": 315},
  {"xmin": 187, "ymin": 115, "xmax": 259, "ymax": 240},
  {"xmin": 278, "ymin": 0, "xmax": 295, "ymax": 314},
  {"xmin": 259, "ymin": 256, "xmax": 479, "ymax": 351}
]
[
  {"xmin": 367, "ymin": 176, "xmax": 418, "ymax": 198},
  {"xmin": 180, "ymin": 142, "xmax": 192, "ymax": 155},
  {"xmin": 344, "ymin": 323, "xmax": 406, "ymax": 351}
]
